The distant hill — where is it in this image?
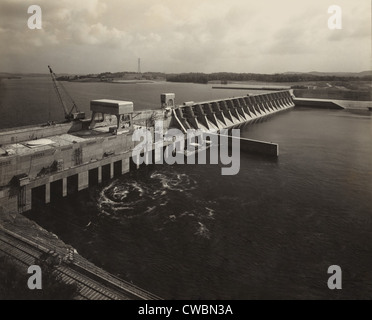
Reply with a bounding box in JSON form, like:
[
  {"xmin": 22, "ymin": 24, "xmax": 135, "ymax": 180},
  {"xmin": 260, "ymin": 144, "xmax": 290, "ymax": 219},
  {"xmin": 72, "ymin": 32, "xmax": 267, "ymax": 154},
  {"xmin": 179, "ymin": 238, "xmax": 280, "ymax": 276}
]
[
  {"xmin": 2, "ymin": 70, "xmax": 371, "ymax": 81},
  {"xmin": 284, "ymin": 71, "xmax": 372, "ymax": 77},
  {"xmin": 0, "ymin": 72, "xmax": 50, "ymax": 77}
]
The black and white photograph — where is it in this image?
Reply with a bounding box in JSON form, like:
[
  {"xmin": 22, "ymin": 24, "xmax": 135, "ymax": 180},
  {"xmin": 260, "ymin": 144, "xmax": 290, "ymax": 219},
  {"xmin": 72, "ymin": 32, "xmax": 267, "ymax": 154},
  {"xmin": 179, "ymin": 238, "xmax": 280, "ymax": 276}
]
[{"xmin": 0, "ymin": 0, "xmax": 371, "ymax": 305}]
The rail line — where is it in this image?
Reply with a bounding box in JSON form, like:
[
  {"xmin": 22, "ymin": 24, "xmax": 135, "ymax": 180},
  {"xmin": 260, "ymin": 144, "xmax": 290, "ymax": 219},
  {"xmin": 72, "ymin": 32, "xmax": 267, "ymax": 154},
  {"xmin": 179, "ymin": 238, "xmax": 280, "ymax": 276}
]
[{"xmin": 0, "ymin": 227, "xmax": 161, "ymax": 300}]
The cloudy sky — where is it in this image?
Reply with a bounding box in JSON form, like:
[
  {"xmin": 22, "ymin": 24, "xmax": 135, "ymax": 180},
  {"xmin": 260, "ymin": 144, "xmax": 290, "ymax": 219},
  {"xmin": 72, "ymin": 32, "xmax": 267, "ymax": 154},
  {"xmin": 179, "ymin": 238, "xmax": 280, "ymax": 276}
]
[{"xmin": 0, "ymin": 0, "xmax": 370, "ymax": 74}]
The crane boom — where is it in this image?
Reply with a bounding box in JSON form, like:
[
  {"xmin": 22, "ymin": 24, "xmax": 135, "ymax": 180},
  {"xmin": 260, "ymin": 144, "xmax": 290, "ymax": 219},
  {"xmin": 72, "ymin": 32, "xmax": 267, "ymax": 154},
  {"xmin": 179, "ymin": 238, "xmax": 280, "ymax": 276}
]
[{"xmin": 48, "ymin": 65, "xmax": 85, "ymax": 121}]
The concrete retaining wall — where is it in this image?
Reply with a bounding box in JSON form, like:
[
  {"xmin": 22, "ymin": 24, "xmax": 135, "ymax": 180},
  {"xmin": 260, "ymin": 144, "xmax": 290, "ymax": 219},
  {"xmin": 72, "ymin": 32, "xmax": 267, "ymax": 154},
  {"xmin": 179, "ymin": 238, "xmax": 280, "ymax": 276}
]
[
  {"xmin": 238, "ymin": 137, "xmax": 278, "ymax": 156},
  {"xmin": 209, "ymin": 133, "xmax": 278, "ymax": 157},
  {"xmin": 293, "ymin": 98, "xmax": 344, "ymax": 110}
]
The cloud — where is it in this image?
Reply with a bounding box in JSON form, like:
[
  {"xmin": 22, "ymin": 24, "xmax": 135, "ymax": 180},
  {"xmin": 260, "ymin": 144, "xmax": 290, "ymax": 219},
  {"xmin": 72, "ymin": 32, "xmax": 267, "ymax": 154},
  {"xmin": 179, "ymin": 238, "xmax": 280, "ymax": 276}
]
[
  {"xmin": 327, "ymin": 8, "xmax": 371, "ymax": 42},
  {"xmin": 0, "ymin": 0, "xmax": 370, "ymax": 73}
]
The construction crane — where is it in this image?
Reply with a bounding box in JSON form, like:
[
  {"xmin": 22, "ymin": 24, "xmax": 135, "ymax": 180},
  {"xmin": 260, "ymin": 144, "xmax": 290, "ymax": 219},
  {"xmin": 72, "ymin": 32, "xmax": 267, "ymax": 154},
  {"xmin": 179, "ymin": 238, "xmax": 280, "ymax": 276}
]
[{"xmin": 48, "ymin": 65, "xmax": 85, "ymax": 121}]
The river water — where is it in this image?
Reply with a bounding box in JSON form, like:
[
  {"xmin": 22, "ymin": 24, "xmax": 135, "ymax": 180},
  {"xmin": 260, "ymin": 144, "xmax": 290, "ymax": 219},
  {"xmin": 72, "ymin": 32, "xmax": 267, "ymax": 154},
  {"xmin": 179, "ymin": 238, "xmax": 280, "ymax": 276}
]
[{"xmin": 1, "ymin": 77, "xmax": 372, "ymax": 299}]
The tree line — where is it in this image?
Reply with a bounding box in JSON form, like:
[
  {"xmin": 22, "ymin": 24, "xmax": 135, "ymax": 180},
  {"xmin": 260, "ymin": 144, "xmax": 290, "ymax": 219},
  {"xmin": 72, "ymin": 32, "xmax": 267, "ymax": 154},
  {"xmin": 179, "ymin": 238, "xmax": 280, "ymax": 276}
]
[
  {"xmin": 56, "ymin": 71, "xmax": 372, "ymax": 84},
  {"xmin": 166, "ymin": 72, "xmax": 372, "ymax": 84}
]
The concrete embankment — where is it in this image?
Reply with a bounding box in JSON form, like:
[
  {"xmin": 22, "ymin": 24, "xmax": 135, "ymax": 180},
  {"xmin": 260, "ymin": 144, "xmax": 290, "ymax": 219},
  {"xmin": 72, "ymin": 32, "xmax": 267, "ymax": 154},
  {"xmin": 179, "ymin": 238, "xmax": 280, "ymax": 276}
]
[
  {"xmin": 212, "ymin": 85, "xmax": 290, "ymax": 91},
  {"xmin": 294, "ymin": 97, "xmax": 372, "ymax": 111},
  {"xmin": 293, "ymin": 88, "xmax": 372, "ymax": 101},
  {"xmin": 293, "ymin": 97, "xmax": 345, "ymax": 109}
]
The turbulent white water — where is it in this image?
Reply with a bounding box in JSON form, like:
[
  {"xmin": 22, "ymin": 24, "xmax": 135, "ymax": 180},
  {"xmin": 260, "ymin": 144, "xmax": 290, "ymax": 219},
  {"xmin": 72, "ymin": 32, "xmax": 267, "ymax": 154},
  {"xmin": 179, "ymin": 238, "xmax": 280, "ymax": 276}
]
[{"xmin": 97, "ymin": 169, "xmax": 215, "ymax": 238}]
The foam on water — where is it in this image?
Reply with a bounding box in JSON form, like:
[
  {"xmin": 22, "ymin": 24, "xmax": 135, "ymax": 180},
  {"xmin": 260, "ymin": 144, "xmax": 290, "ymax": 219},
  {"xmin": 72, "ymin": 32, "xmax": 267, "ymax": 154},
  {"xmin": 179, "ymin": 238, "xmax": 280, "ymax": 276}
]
[
  {"xmin": 96, "ymin": 169, "xmax": 216, "ymax": 237},
  {"xmin": 195, "ymin": 222, "xmax": 210, "ymax": 239},
  {"xmin": 150, "ymin": 172, "xmax": 197, "ymax": 192}
]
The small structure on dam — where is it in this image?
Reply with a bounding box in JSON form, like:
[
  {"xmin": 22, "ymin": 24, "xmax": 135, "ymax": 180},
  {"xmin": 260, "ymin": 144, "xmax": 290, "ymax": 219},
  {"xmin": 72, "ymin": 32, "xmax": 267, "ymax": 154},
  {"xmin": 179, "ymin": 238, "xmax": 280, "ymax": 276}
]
[
  {"xmin": 89, "ymin": 99, "xmax": 134, "ymax": 132},
  {"xmin": 0, "ymin": 90, "xmax": 294, "ymax": 216}
]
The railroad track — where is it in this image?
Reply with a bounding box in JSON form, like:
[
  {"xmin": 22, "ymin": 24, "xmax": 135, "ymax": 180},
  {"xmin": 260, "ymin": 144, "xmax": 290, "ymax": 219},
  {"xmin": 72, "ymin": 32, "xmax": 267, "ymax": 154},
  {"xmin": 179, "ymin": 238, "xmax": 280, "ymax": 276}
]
[{"xmin": 0, "ymin": 227, "xmax": 161, "ymax": 300}]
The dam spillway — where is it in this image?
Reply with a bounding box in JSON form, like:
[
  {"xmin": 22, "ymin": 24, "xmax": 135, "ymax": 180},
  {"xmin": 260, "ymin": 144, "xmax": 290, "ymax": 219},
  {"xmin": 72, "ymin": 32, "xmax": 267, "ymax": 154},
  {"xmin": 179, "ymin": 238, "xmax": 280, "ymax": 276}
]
[
  {"xmin": 0, "ymin": 90, "xmax": 294, "ymax": 216},
  {"xmin": 171, "ymin": 91, "xmax": 294, "ymax": 132}
]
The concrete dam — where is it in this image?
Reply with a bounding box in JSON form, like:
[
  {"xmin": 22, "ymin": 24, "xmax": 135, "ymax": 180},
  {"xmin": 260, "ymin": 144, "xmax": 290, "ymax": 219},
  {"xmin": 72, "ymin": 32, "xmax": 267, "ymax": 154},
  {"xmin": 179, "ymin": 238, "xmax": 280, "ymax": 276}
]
[
  {"xmin": 0, "ymin": 90, "xmax": 294, "ymax": 217},
  {"xmin": 171, "ymin": 91, "xmax": 295, "ymax": 132}
]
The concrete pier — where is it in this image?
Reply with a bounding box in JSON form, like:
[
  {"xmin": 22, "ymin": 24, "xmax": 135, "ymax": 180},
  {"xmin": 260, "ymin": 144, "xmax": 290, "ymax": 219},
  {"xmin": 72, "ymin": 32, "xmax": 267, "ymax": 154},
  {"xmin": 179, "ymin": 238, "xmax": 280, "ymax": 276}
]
[
  {"xmin": 45, "ymin": 183, "xmax": 50, "ymax": 204},
  {"xmin": 61, "ymin": 178, "xmax": 66, "ymax": 197},
  {"xmin": 79, "ymin": 171, "xmax": 89, "ymax": 191},
  {"xmin": 98, "ymin": 166, "xmax": 102, "ymax": 184}
]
